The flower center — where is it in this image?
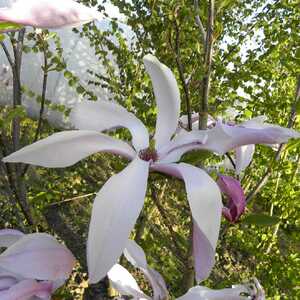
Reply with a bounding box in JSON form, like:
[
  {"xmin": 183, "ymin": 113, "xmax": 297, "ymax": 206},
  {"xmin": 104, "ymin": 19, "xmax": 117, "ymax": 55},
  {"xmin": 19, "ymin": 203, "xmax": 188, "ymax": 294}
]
[{"xmin": 139, "ymin": 148, "xmax": 158, "ymax": 162}]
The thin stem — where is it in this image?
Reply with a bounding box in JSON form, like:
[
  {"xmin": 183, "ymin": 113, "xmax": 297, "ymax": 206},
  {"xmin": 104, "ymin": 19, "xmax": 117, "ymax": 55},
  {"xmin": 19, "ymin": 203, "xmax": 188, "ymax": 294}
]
[
  {"xmin": 0, "ymin": 41, "xmax": 14, "ymax": 69},
  {"xmin": 169, "ymin": 22, "xmax": 192, "ymax": 130},
  {"xmin": 46, "ymin": 193, "xmax": 96, "ymax": 207},
  {"xmin": 22, "ymin": 35, "xmax": 49, "ymax": 176}
]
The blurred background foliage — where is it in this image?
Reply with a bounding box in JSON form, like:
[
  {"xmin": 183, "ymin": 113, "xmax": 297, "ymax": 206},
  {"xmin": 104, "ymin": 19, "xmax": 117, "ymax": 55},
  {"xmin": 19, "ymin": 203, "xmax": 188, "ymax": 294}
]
[{"xmin": 0, "ymin": 0, "xmax": 299, "ymax": 299}]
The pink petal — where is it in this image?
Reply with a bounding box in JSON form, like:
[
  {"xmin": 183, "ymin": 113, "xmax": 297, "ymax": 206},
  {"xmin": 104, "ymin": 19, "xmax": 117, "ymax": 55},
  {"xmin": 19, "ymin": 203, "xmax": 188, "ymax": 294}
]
[
  {"xmin": 217, "ymin": 175, "xmax": 246, "ymax": 223},
  {"xmin": 0, "ymin": 279, "xmax": 52, "ymax": 300},
  {"xmin": 3, "ymin": 130, "xmax": 136, "ymax": 167},
  {"xmin": 166, "ymin": 119, "xmax": 299, "ymax": 160},
  {"xmin": 0, "ymin": 229, "xmax": 24, "ymax": 248},
  {"xmin": 70, "ymin": 101, "xmax": 149, "ymax": 151},
  {"xmin": 0, "ymin": 275, "xmax": 18, "ymax": 291},
  {"xmin": 0, "ymin": 0, "xmax": 102, "ymax": 29},
  {"xmin": 87, "ymin": 157, "xmax": 149, "ymax": 284},
  {"xmin": 193, "ymin": 222, "xmax": 216, "ymax": 283},
  {"xmin": 152, "ymin": 163, "xmax": 222, "ymax": 281},
  {"xmin": 0, "ymin": 233, "xmax": 76, "ymax": 281},
  {"xmin": 143, "ymin": 55, "xmax": 181, "ymax": 150}
]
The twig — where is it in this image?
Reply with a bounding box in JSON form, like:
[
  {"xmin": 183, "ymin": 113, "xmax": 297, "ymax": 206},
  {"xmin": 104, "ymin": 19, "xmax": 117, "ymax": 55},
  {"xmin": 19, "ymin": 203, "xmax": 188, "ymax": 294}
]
[
  {"xmin": 34, "ymin": 38, "xmax": 49, "ymax": 142},
  {"xmin": 22, "ymin": 34, "xmax": 49, "ymax": 177},
  {"xmin": 0, "ymin": 41, "xmax": 14, "ymax": 69},
  {"xmin": 46, "ymin": 192, "xmax": 96, "ymax": 208},
  {"xmin": 246, "ymin": 76, "xmax": 300, "ymax": 203},
  {"xmin": 194, "ymin": 0, "xmax": 206, "ymax": 44}
]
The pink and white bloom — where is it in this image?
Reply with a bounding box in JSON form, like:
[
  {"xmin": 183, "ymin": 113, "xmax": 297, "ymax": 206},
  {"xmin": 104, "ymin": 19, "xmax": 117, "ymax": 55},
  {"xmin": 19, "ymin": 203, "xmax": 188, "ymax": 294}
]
[
  {"xmin": 177, "ymin": 115, "xmax": 299, "ymax": 174},
  {"xmin": 3, "ymin": 55, "xmax": 223, "ymax": 284},
  {"xmin": 217, "ymin": 175, "xmax": 246, "ymax": 223},
  {"xmin": 0, "ymin": 0, "xmax": 102, "ymax": 29},
  {"xmin": 0, "ymin": 229, "xmax": 76, "ymax": 300},
  {"xmin": 109, "ymin": 239, "xmax": 265, "ymax": 300}
]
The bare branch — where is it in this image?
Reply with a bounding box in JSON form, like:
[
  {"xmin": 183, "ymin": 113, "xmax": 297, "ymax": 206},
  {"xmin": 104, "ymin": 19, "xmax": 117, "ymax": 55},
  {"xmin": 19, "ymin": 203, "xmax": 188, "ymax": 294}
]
[
  {"xmin": 172, "ymin": 21, "xmax": 192, "ymax": 130},
  {"xmin": 199, "ymin": 0, "xmax": 214, "ymax": 130},
  {"xmin": 22, "ymin": 34, "xmax": 49, "ymax": 177}
]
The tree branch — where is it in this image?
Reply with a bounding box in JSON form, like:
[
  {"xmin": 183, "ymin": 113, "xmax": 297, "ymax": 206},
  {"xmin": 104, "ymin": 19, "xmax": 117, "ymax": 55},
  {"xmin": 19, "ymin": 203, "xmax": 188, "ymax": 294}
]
[
  {"xmin": 199, "ymin": 0, "xmax": 214, "ymax": 130},
  {"xmin": 172, "ymin": 20, "xmax": 192, "ymax": 130},
  {"xmin": 22, "ymin": 34, "xmax": 49, "ymax": 177}
]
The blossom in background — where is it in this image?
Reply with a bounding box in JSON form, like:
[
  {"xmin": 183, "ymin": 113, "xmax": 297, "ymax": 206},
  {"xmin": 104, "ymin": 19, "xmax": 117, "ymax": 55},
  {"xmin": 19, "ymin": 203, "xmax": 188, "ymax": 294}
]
[
  {"xmin": 177, "ymin": 115, "xmax": 299, "ymax": 174},
  {"xmin": 0, "ymin": 0, "xmax": 102, "ymax": 29},
  {"xmin": 108, "ymin": 239, "xmax": 265, "ymax": 300},
  {"xmin": 0, "ymin": 229, "xmax": 75, "ymax": 300},
  {"xmin": 3, "ymin": 55, "xmax": 223, "ymax": 284},
  {"xmin": 217, "ymin": 175, "xmax": 246, "ymax": 223}
]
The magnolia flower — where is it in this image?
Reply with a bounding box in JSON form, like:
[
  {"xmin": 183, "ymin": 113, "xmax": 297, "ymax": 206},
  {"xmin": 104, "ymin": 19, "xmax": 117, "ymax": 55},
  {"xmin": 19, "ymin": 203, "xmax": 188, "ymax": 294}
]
[
  {"xmin": 177, "ymin": 115, "xmax": 299, "ymax": 174},
  {"xmin": 0, "ymin": 229, "xmax": 76, "ymax": 300},
  {"xmin": 217, "ymin": 175, "xmax": 246, "ymax": 223},
  {"xmin": 3, "ymin": 55, "xmax": 223, "ymax": 284},
  {"xmin": 0, "ymin": 0, "xmax": 102, "ymax": 29},
  {"xmin": 108, "ymin": 239, "xmax": 265, "ymax": 300}
]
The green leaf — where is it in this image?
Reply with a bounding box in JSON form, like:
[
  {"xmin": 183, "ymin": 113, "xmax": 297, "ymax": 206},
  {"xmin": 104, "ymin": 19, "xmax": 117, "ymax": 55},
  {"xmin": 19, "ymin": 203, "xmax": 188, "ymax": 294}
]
[
  {"xmin": 0, "ymin": 22, "xmax": 23, "ymax": 32},
  {"xmin": 243, "ymin": 214, "xmax": 280, "ymax": 226}
]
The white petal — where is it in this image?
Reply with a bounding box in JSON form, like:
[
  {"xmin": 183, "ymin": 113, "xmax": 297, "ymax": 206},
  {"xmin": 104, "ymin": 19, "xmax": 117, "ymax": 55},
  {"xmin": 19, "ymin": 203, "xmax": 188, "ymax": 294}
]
[
  {"xmin": 241, "ymin": 116, "xmax": 268, "ymax": 128},
  {"xmin": 158, "ymin": 130, "xmax": 208, "ymax": 163},
  {"xmin": 0, "ymin": 230, "xmax": 24, "ymax": 248},
  {"xmin": 143, "ymin": 55, "xmax": 181, "ymax": 149},
  {"xmin": 124, "ymin": 240, "xmax": 168, "ymax": 300},
  {"xmin": 3, "ymin": 130, "xmax": 135, "ymax": 167},
  {"xmin": 87, "ymin": 157, "xmax": 149, "ymax": 284},
  {"xmin": 153, "ymin": 163, "xmax": 222, "ymax": 281},
  {"xmin": 235, "ymin": 145, "xmax": 255, "ymax": 174},
  {"xmin": 124, "ymin": 240, "xmax": 148, "ymax": 270},
  {"xmin": 177, "ymin": 285, "xmax": 251, "ymax": 300},
  {"xmin": 107, "ymin": 264, "xmax": 149, "ymax": 299},
  {"xmin": 70, "ymin": 101, "xmax": 149, "ymax": 151}
]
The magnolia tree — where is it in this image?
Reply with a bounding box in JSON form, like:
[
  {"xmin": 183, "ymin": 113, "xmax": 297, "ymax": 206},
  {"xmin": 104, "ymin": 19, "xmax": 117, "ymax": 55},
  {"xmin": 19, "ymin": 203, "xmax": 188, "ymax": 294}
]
[{"xmin": 0, "ymin": 0, "xmax": 299, "ymax": 299}]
